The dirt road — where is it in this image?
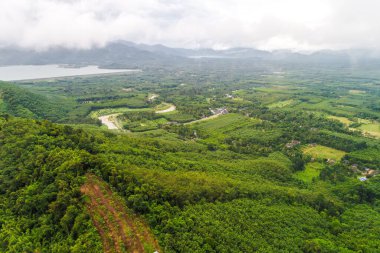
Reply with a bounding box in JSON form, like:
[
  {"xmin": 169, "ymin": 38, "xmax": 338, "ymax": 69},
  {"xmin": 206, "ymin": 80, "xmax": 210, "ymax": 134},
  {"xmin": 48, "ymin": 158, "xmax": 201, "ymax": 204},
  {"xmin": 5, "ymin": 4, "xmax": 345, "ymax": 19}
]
[
  {"xmin": 98, "ymin": 114, "xmax": 119, "ymax": 130},
  {"xmin": 156, "ymin": 104, "xmax": 176, "ymax": 114}
]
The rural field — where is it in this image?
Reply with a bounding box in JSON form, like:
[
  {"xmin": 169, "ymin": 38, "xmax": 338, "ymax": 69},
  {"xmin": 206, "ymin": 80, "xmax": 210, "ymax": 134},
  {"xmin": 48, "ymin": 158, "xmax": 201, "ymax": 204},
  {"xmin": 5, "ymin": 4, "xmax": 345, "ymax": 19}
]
[
  {"xmin": 303, "ymin": 145, "xmax": 346, "ymax": 161},
  {"xmin": 294, "ymin": 162, "xmax": 325, "ymax": 183}
]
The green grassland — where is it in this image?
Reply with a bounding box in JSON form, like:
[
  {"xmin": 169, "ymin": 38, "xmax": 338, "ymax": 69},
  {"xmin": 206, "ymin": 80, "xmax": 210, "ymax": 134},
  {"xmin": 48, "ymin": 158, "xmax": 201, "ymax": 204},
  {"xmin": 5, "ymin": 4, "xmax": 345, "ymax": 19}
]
[
  {"xmin": 349, "ymin": 89, "xmax": 366, "ymax": 94},
  {"xmin": 188, "ymin": 114, "xmax": 265, "ymax": 146},
  {"xmin": 326, "ymin": 115, "xmax": 380, "ymax": 139},
  {"xmin": 303, "ymin": 145, "xmax": 346, "ymax": 161},
  {"xmin": 328, "ymin": 115, "xmax": 353, "ymax": 125},
  {"xmin": 162, "ymin": 111, "xmax": 196, "ymax": 123},
  {"xmin": 191, "ymin": 113, "xmax": 257, "ymax": 132},
  {"xmin": 267, "ymin": 99, "xmax": 295, "ymax": 108},
  {"xmin": 359, "ymin": 121, "xmax": 380, "ymax": 138},
  {"xmin": 294, "ymin": 162, "xmax": 325, "ymax": 183},
  {"xmin": 124, "ymin": 117, "xmax": 169, "ymax": 132}
]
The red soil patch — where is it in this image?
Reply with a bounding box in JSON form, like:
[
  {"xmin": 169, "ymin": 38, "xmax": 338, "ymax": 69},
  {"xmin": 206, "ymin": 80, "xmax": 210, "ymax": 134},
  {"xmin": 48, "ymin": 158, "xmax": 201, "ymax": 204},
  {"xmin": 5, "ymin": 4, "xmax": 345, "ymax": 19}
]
[{"xmin": 81, "ymin": 174, "xmax": 161, "ymax": 253}]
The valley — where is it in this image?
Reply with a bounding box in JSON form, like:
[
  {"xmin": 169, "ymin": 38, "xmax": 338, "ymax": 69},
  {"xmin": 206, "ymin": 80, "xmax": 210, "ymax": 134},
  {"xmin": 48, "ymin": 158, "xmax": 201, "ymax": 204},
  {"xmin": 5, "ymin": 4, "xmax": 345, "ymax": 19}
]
[{"xmin": 0, "ymin": 57, "xmax": 379, "ymax": 252}]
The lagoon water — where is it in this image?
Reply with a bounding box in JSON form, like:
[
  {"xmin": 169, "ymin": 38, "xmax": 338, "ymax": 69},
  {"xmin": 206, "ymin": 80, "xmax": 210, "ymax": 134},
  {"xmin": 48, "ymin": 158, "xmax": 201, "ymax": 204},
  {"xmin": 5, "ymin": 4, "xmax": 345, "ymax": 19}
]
[{"xmin": 0, "ymin": 65, "xmax": 137, "ymax": 81}]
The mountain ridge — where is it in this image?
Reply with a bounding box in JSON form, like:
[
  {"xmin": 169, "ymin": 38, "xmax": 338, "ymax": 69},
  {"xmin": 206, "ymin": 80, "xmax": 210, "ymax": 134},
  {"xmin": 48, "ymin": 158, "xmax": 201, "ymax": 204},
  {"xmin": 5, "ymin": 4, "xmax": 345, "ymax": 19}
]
[{"xmin": 1, "ymin": 41, "xmax": 380, "ymax": 68}]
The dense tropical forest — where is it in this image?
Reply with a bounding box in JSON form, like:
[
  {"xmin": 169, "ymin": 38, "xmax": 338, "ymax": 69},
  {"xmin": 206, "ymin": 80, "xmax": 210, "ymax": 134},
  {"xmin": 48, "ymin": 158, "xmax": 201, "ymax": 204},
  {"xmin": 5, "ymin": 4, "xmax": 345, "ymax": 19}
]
[{"xmin": 0, "ymin": 57, "xmax": 380, "ymax": 252}]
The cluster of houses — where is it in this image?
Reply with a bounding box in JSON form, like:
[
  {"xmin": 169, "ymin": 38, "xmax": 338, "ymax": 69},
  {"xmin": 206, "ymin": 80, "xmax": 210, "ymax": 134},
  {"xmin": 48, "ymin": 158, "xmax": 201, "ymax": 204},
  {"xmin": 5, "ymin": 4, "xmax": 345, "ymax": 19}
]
[
  {"xmin": 357, "ymin": 166, "xmax": 379, "ymax": 181},
  {"xmin": 348, "ymin": 163, "xmax": 379, "ymax": 181},
  {"xmin": 284, "ymin": 141, "xmax": 379, "ymax": 182},
  {"xmin": 285, "ymin": 140, "xmax": 301, "ymax": 148}
]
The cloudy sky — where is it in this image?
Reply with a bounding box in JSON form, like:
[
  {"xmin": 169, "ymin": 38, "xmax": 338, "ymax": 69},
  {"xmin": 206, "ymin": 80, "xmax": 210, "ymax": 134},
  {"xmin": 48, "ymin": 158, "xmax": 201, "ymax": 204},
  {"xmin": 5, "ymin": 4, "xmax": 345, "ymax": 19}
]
[{"xmin": 1, "ymin": 0, "xmax": 379, "ymax": 51}]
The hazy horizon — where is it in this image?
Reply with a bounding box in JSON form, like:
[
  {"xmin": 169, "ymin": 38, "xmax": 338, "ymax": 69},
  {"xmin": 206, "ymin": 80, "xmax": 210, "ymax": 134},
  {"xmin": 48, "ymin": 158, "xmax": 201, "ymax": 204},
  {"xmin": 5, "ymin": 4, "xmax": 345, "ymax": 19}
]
[{"xmin": 1, "ymin": 0, "xmax": 380, "ymax": 52}]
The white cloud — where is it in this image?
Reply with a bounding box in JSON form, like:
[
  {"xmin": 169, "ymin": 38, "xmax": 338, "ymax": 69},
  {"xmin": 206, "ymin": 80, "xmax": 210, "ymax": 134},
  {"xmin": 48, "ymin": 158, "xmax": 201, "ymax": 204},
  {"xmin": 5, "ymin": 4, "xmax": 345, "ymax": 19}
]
[{"xmin": 0, "ymin": 0, "xmax": 379, "ymax": 51}]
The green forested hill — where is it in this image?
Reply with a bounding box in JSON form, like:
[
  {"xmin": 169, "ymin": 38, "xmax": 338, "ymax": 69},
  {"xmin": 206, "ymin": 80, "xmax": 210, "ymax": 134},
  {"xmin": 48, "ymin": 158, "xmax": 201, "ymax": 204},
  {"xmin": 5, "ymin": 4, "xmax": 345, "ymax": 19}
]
[
  {"xmin": 0, "ymin": 82, "xmax": 73, "ymax": 122},
  {"xmin": 0, "ymin": 115, "xmax": 379, "ymax": 252}
]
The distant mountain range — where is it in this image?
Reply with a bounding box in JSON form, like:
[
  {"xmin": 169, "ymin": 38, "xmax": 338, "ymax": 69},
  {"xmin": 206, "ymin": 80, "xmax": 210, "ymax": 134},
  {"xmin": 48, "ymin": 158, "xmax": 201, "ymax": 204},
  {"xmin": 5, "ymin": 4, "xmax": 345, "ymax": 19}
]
[{"xmin": 0, "ymin": 41, "xmax": 379, "ymax": 68}]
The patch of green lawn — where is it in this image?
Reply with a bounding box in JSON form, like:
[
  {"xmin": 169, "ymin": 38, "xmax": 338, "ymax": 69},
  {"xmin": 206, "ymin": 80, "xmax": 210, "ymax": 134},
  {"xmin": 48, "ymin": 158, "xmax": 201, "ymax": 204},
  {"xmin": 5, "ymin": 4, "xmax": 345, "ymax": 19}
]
[{"xmin": 294, "ymin": 162, "xmax": 324, "ymax": 183}]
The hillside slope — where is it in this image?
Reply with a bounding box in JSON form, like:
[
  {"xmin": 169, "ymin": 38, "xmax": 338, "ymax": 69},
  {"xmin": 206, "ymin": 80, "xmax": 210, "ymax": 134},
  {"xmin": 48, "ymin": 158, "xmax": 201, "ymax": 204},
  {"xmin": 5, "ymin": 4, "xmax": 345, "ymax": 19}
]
[
  {"xmin": 81, "ymin": 174, "xmax": 160, "ymax": 253},
  {"xmin": 0, "ymin": 82, "xmax": 73, "ymax": 121},
  {"xmin": 0, "ymin": 116, "xmax": 379, "ymax": 252}
]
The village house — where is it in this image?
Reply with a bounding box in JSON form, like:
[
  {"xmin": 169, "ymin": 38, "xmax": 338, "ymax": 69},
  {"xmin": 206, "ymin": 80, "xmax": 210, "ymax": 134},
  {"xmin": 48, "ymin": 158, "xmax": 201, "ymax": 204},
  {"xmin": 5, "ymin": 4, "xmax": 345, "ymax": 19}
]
[
  {"xmin": 327, "ymin": 159, "xmax": 336, "ymax": 165},
  {"xmin": 285, "ymin": 140, "xmax": 301, "ymax": 148},
  {"xmin": 363, "ymin": 169, "xmax": 379, "ymax": 178}
]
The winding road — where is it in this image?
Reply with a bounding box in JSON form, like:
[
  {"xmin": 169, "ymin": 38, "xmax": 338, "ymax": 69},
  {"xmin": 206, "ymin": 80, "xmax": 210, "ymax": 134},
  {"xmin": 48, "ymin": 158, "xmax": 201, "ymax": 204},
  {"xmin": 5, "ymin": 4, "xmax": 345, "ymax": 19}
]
[
  {"xmin": 156, "ymin": 104, "xmax": 176, "ymax": 114},
  {"xmin": 98, "ymin": 103, "xmax": 177, "ymax": 130}
]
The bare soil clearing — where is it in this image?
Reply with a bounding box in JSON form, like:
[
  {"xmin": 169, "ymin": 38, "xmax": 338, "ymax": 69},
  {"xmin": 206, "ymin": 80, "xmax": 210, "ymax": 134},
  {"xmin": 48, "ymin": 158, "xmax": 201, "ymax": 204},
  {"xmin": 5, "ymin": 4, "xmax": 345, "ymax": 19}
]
[
  {"xmin": 98, "ymin": 114, "xmax": 120, "ymax": 130},
  {"xmin": 81, "ymin": 174, "xmax": 161, "ymax": 253}
]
